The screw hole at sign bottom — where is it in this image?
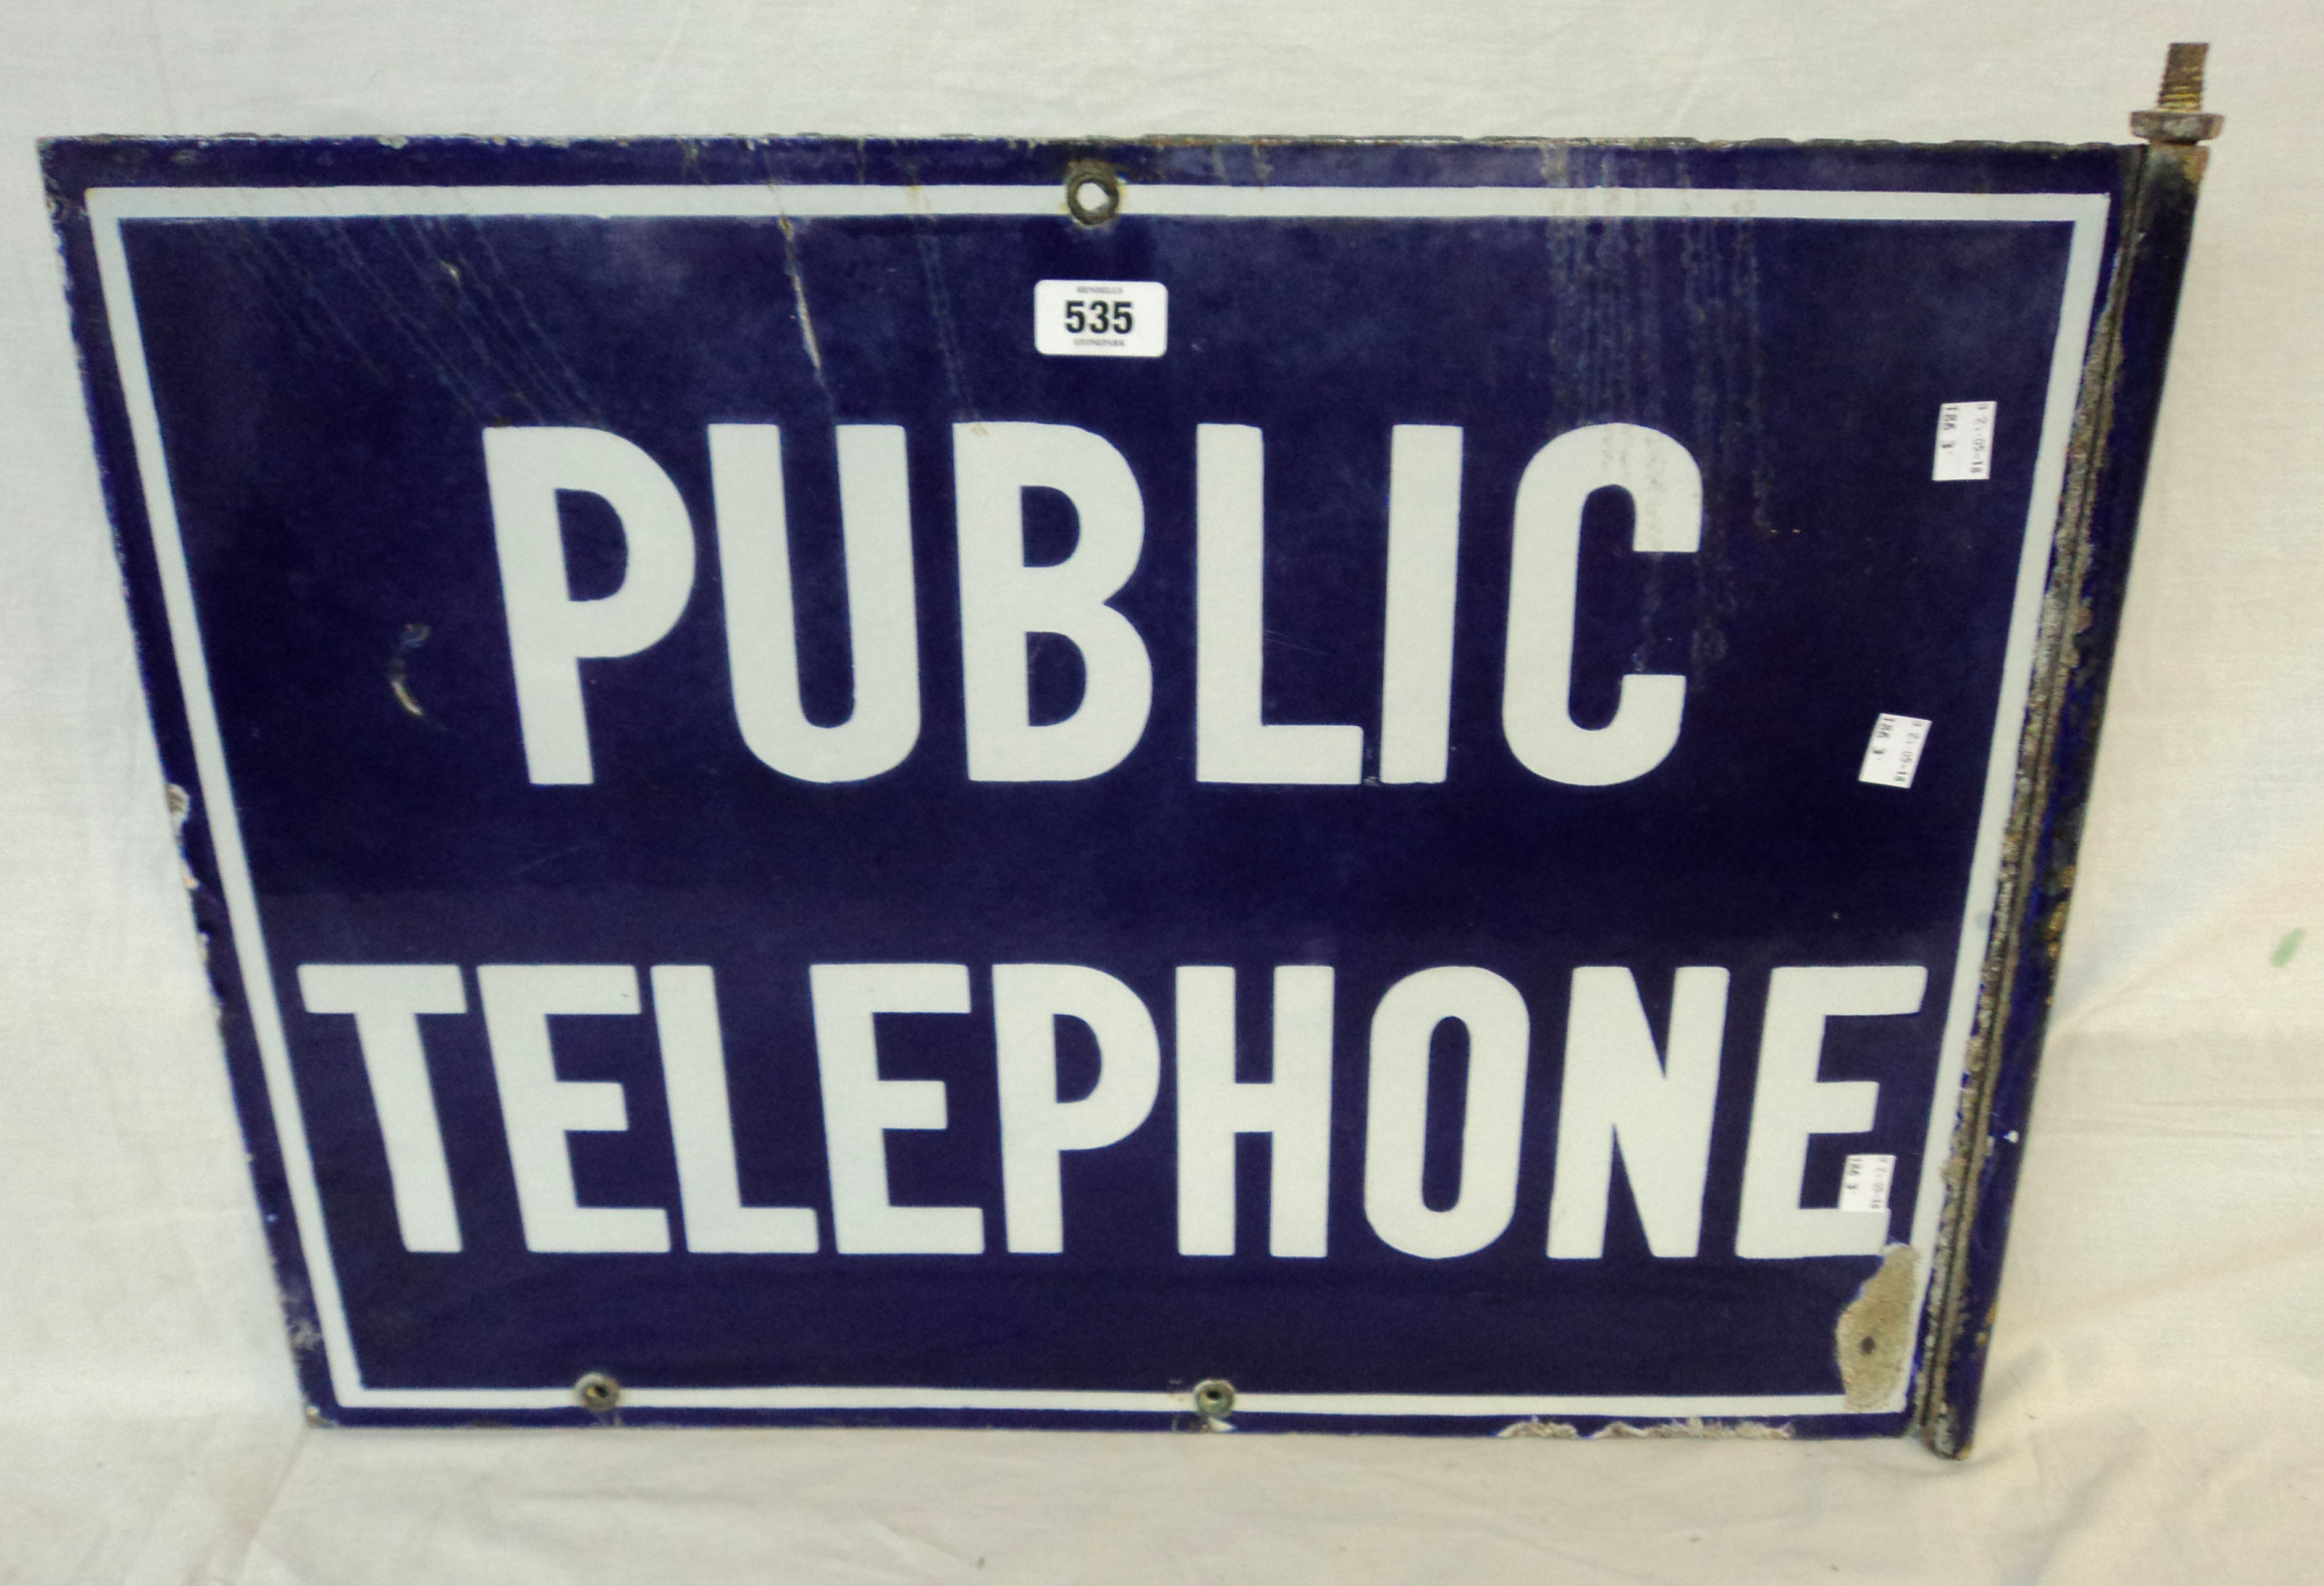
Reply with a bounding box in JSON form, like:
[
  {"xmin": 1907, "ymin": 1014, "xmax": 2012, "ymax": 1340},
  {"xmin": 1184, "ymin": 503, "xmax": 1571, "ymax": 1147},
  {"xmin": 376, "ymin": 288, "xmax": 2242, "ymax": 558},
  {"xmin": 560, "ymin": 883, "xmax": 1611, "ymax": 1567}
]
[
  {"xmin": 1064, "ymin": 162, "xmax": 1122, "ymax": 225},
  {"xmin": 575, "ymin": 1371, "xmax": 621, "ymax": 1412},
  {"xmin": 1191, "ymin": 1378, "xmax": 1236, "ymax": 1419}
]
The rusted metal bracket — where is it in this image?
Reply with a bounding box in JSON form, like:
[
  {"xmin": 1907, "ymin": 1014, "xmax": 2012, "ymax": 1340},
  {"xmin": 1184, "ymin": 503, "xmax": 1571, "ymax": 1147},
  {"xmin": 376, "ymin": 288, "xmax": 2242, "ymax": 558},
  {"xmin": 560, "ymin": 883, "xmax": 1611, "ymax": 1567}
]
[{"xmin": 1910, "ymin": 44, "xmax": 2220, "ymax": 1458}]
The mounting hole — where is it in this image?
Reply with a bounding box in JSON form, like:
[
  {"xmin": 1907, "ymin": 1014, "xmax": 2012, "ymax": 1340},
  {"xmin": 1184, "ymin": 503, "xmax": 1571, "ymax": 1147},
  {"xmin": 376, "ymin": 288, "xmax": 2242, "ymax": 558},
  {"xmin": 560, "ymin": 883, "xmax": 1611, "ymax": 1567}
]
[
  {"xmin": 1191, "ymin": 1378, "xmax": 1236, "ymax": 1420},
  {"xmin": 574, "ymin": 1370, "xmax": 622, "ymax": 1412},
  {"xmin": 1065, "ymin": 162, "xmax": 1122, "ymax": 226}
]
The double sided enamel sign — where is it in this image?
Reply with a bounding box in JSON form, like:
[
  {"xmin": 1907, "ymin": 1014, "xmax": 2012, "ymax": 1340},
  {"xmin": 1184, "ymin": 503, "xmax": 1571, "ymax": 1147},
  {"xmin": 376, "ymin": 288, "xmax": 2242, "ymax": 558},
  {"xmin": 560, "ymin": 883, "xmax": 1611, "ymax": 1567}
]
[{"xmin": 43, "ymin": 136, "xmax": 2203, "ymax": 1446}]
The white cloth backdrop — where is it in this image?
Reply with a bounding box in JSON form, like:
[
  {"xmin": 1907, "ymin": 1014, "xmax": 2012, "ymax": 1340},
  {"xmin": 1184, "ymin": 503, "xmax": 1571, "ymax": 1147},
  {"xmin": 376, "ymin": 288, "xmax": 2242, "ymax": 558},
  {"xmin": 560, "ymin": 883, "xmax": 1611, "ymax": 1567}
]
[{"xmin": 4, "ymin": 2, "xmax": 2319, "ymax": 1579}]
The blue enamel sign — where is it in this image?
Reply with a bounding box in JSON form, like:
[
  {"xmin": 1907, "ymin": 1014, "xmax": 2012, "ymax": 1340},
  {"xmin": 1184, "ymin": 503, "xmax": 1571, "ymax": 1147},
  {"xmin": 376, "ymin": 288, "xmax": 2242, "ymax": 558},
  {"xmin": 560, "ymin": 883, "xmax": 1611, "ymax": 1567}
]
[{"xmin": 43, "ymin": 136, "xmax": 2200, "ymax": 1445}]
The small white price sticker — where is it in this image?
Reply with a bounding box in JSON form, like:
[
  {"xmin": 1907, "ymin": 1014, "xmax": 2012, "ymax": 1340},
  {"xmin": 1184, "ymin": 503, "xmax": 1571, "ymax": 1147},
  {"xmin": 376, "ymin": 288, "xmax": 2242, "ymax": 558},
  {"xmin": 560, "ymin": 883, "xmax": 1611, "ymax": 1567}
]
[
  {"xmin": 1932, "ymin": 400, "xmax": 1996, "ymax": 481},
  {"xmin": 1840, "ymin": 1154, "xmax": 1896, "ymax": 1215},
  {"xmin": 1859, "ymin": 713, "xmax": 1932, "ymax": 789},
  {"xmin": 1035, "ymin": 279, "xmax": 1168, "ymax": 358}
]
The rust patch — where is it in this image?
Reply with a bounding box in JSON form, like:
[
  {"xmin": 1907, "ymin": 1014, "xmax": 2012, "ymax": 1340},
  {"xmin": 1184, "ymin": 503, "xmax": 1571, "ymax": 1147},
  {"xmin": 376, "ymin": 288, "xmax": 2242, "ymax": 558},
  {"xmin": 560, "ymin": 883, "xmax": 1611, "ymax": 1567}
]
[
  {"xmin": 1593, "ymin": 1417, "xmax": 1792, "ymax": 1441},
  {"xmin": 387, "ymin": 621, "xmax": 444, "ymax": 728},
  {"xmin": 164, "ymin": 781, "xmax": 200, "ymax": 892},
  {"xmin": 1498, "ymin": 1417, "xmax": 1791, "ymax": 1441},
  {"xmin": 1838, "ymin": 1244, "xmax": 1917, "ymax": 1411},
  {"xmin": 1497, "ymin": 1419, "xmax": 1582, "ymax": 1439}
]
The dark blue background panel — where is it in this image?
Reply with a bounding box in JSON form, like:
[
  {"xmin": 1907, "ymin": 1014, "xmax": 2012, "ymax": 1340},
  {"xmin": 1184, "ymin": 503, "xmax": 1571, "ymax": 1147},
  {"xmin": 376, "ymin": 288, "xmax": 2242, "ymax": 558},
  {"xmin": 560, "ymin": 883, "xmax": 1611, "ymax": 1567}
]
[{"xmin": 43, "ymin": 138, "xmax": 2152, "ymax": 1437}]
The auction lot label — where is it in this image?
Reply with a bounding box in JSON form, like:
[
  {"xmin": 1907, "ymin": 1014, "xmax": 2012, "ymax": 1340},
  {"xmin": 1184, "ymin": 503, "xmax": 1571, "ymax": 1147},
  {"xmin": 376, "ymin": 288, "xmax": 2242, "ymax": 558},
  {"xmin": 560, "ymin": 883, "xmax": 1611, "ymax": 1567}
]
[{"xmin": 49, "ymin": 138, "xmax": 2128, "ymax": 1432}]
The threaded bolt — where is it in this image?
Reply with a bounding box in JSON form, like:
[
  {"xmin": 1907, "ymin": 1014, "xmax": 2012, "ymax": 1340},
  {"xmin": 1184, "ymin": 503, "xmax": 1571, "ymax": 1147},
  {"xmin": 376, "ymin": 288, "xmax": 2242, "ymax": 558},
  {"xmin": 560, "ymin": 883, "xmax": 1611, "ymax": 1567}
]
[{"xmin": 2157, "ymin": 42, "xmax": 2207, "ymax": 111}]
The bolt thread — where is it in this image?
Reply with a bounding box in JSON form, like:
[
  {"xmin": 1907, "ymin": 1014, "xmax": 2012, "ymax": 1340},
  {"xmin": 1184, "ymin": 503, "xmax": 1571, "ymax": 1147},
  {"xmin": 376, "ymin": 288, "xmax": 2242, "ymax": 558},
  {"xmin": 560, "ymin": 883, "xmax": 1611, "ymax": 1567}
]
[{"xmin": 2157, "ymin": 42, "xmax": 2207, "ymax": 111}]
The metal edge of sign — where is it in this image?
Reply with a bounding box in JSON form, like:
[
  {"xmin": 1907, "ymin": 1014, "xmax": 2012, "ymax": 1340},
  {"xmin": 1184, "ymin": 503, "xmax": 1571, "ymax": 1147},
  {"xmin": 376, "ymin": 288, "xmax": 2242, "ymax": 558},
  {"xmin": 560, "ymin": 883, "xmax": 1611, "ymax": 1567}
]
[
  {"xmin": 1911, "ymin": 136, "xmax": 2212, "ymax": 1458},
  {"xmin": 33, "ymin": 134, "xmax": 2196, "ymax": 1446}
]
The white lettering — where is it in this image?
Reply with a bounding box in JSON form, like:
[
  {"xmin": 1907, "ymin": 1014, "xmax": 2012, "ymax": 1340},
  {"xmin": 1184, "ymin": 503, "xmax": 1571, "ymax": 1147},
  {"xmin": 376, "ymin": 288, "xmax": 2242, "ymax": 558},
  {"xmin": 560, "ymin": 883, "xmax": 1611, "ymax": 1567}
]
[
  {"xmin": 1546, "ymin": 966, "xmax": 1727, "ymax": 1259},
  {"xmin": 1378, "ymin": 425, "xmax": 1465, "ymax": 784},
  {"xmin": 484, "ymin": 427, "xmax": 697, "ymax": 785},
  {"xmin": 1735, "ymin": 965, "xmax": 1925, "ymax": 1259},
  {"xmin": 712, "ymin": 424, "xmax": 920, "ymax": 783},
  {"xmin": 478, "ymin": 963, "xmax": 671, "ymax": 1253},
  {"xmin": 810, "ymin": 962, "xmax": 983, "ymax": 1255},
  {"xmin": 1194, "ymin": 424, "xmax": 1363, "ymax": 784},
  {"xmin": 1501, "ymin": 422, "xmax": 1699, "ymax": 786},
  {"xmin": 1174, "ymin": 965, "xmax": 1334, "ymax": 1257},
  {"xmin": 955, "ymin": 422, "xmax": 1151, "ymax": 781},
  {"xmin": 297, "ymin": 963, "xmax": 466, "ymax": 1254},
  {"xmin": 650, "ymin": 965, "xmax": 819, "ymax": 1253},
  {"xmin": 993, "ymin": 963, "xmax": 1161, "ymax": 1253},
  {"xmin": 1363, "ymin": 966, "xmax": 1530, "ymax": 1259}
]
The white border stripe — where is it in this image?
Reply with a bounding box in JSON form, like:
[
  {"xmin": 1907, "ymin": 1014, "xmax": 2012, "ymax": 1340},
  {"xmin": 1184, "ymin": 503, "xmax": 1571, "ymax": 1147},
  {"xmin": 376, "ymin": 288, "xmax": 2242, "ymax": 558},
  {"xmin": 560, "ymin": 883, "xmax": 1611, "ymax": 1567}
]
[
  {"xmin": 90, "ymin": 211, "xmax": 367, "ymax": 1409},
  {"xmin": 335, "ymin": 1384, "xmax": 1850, "ymax": 1417},
  {"xmin": 89, "ymin": 181, "xmax": 2107, "ymax": 1420},
  {"xmin": 1896, "ymin": 199, "xmax": 2110, "ymax": 1413},
  {"xmin": 93, "ymin": 184, "xmax": 2107, "ymax": 225}
]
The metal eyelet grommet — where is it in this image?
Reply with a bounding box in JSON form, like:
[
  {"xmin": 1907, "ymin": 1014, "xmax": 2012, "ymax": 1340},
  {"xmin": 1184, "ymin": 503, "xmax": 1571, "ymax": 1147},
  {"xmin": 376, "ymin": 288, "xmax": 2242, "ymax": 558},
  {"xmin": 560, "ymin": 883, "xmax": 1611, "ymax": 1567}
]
[{"xmin": 1065, "ymin": 162, "xmax": 1123, "ymax": 226}]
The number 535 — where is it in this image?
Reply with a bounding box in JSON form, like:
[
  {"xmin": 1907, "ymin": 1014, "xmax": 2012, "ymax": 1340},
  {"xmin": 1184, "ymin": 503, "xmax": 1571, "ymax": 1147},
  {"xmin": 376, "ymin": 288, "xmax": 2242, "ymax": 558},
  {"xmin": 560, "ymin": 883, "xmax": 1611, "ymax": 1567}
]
[{"xmin": 1063, "ymin": 298, "xmax": 1134, "ymax": 335}]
